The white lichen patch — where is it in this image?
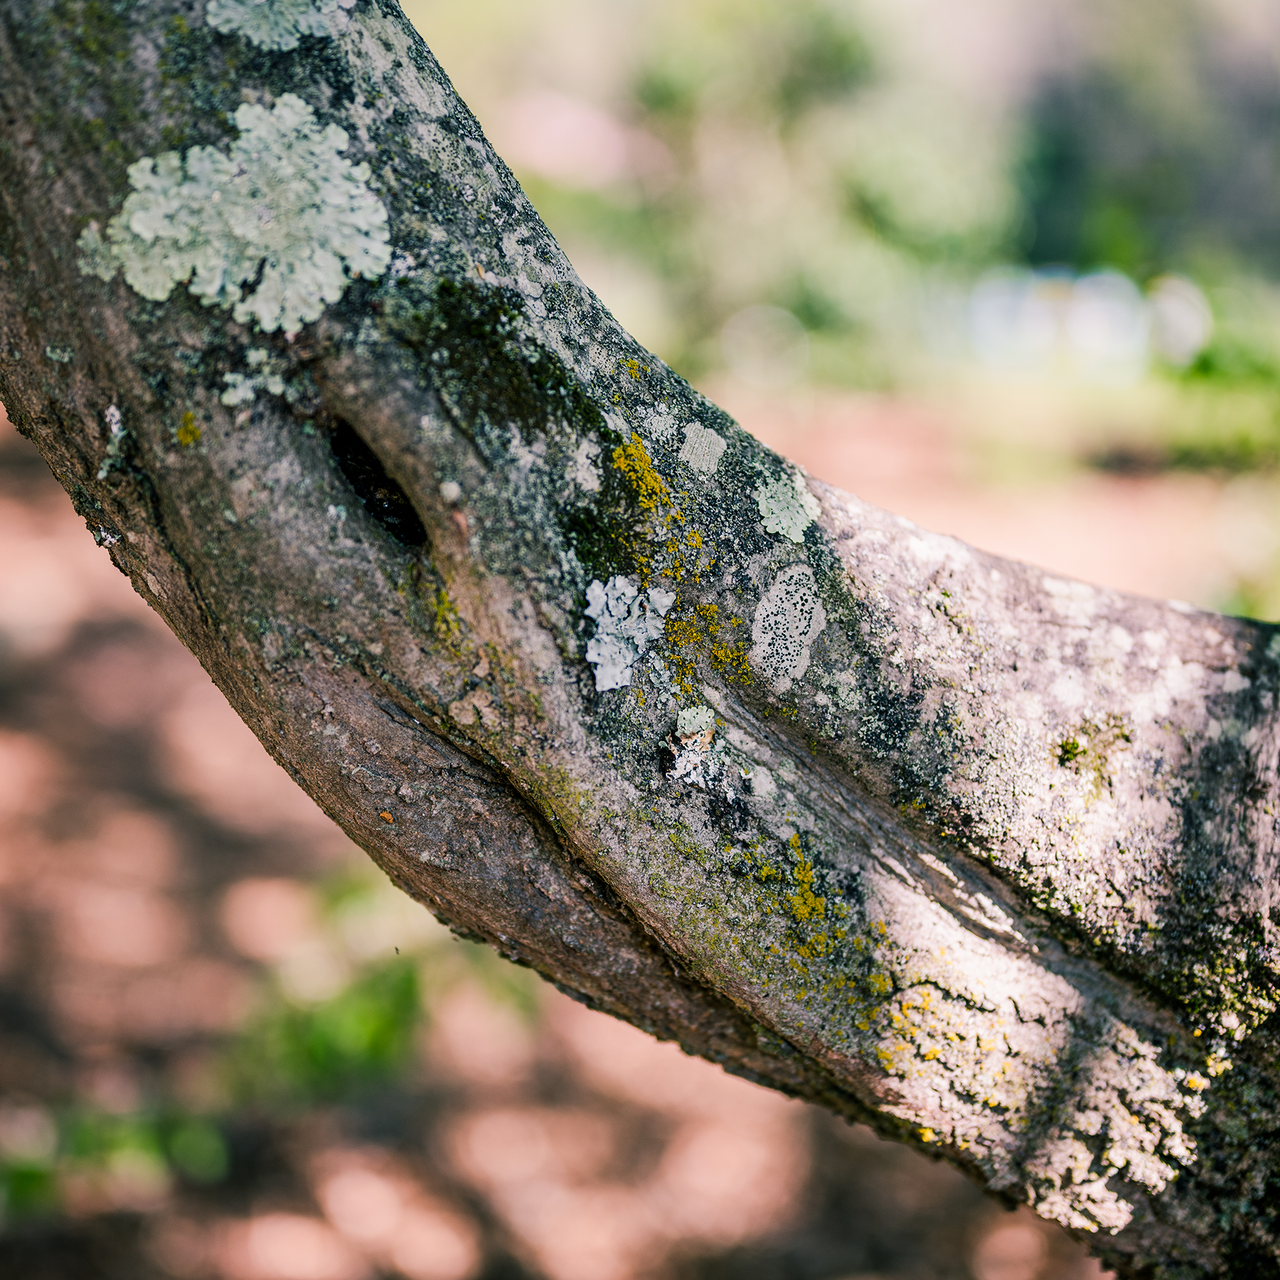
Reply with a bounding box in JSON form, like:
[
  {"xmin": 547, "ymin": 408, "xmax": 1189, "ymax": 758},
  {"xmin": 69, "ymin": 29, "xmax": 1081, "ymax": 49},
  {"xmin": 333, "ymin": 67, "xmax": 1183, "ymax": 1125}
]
[
  {"xmin": 755, "ymin": 470, "xmax": 821, "ymax": 542},
  {"xmin": 644, "ymin": 656, "xmax": 677, "ymax": 706},
  {"xmin": 750, "ymin": 564, "xmax": 827, "ymax": 693},
  {"xmin": 585, "ymin": 577, "xmax": 676, "ymax": 691},
  {"xmin": 570, "ymin": 438, "xmax": 601, "ymax": 492},
  {"xmin": 78, "ymin": 94, "xmax": 390, "ymax": 334},
  {"xmin": 668, "ymin": 706, "xmax": 724, "ymax": 788},
  {"xmin": 1041, "ymin": 575, "xmax": 1100, "ymax": 626},
  {"xmin": 206, "ymin": 0, "xmax": 355, "ymax": 50},
  {"xmin": 96, "ymin": 403, "xmax": 125, "ymax": 479},
  {"xmin": 1023, "ymin": 1022, "xmax": 1206, "ymax": 1233},
  {"xmin": 677, "ymin": 422, "xmax": 727, "ymax": 474},
  {"xmin": 845, "ymin": 872, "xmax": 1209, "ymax": 1239},
  {"xmin": 645, "ymin": 410, "xmax": 678, "ymax": 444},
  {"xmin": 221, "ymin": 347, "xmax": 289, "ymax": 405}
]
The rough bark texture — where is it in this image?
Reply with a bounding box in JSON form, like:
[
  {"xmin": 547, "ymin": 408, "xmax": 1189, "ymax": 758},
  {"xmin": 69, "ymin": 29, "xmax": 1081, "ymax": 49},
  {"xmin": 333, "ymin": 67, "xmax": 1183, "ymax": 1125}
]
[{"xmin": 1, "ymin": 4, "xmax": 1278, "ymax": 1275}]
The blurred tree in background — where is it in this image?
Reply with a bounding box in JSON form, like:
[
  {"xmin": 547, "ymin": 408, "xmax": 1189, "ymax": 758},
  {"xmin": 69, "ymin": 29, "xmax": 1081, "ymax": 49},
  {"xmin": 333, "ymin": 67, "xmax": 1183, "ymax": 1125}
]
[
  {"xmin": 406, "ymin": 0, "xmax": 1280, "ymax": 384},
  {"xmin": 404, "ymin": 0, "xmax": 1280, "ymax": 612}
]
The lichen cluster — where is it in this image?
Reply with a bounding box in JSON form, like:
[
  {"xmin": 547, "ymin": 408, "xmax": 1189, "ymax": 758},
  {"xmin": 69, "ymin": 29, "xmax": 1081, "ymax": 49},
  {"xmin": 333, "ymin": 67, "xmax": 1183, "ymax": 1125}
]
[
  {"xmin": 206, "ymin": 0, "xmax": 355, "ymax": 50},
  {"xmin": 25, "ymin": 0, "xmax": 1278, "ymax": 1263},
  {"xmin": 79, "ymin": 94, "xmax": 390, "ymax": 333},
  {"xmin": 584, "ymin": 576, "xmax": 676, "ymax": 691},
  {"xmin": 755, "ymin": 469, "xmax": 820, "ymax": 542}
]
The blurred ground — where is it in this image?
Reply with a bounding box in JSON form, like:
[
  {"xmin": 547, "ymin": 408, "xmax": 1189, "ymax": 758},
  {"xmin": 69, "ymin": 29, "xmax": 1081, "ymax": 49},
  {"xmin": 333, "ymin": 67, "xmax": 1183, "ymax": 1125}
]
[{"xmin": 0, "ymin": 396, "xmax": 1127, "ymax": 1280}]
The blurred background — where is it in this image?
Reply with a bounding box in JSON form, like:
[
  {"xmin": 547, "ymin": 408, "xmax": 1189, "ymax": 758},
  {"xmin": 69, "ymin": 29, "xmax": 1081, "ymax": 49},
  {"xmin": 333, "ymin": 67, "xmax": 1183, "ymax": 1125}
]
[
  {"xmin": 414, "ymin": 0, "xmax": 1280, "ymax": 617},
  {"xmin": 7, "ymin": 0, "xmax": 1280, "ymax": 1275}
]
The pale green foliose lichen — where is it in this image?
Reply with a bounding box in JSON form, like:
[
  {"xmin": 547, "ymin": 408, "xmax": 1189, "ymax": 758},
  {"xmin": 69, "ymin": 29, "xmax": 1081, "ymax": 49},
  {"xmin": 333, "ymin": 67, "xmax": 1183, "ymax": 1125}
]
[
  {"xmin": 755, "ymin": 470, "xmax": 820, "ymax": 542},
  {"xmin": 675, "ymin": 705, "xmax": 714, "ymax": 738},
  {"xmin": 206, "ymin": 0, "xmax": 355, "ymax": 50},
  {"xmin": 584, "ymin": 577, "xmax": 676, "ymax": 691},
  {"xmin": 77, "ymin": 94, "xmax": 390, "ymax": 334},
  {"xmin": 668, "ymin": 704, "xmax": 723, "ymax": 787}
]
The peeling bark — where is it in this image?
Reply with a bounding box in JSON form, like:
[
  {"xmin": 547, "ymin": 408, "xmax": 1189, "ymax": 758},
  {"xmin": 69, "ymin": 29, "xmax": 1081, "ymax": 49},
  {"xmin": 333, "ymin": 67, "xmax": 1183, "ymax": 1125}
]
[{"xmin": 1, "ymin": 4, "xmax": 1278, "ymax": 1275}]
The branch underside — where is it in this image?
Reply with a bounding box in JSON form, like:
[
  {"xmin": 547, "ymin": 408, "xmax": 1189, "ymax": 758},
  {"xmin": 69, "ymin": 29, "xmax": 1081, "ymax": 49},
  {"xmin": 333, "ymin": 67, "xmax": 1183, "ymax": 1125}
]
[{"xmin": 1, "ymin": 3, "xmax": 1278, "ymax": 1276}]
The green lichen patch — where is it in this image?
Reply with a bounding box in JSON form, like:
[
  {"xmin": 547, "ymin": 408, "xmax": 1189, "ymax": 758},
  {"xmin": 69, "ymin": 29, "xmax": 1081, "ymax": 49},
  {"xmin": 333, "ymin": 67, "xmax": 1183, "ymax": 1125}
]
[
  {"xmin": 391, "ymin": 277, "xmax": 606, "ymax": 456},
  {"xmin": 14, "ymin": 1, "xmax": 146, "ymax": 184},
  {"xmin": 52, "ymin": 0, "xmax": 132, "ymax": 71},
  {"xmin": 563, "ymin": 438, "xmax": 654, "ymax": 586},
  {"xmin": 390, "ymin": 277, "xmax": 660, "ymax": 586},
  {"xmin": 1054, "ymin": 714, "xmax": 1132, "ymax": 796}
]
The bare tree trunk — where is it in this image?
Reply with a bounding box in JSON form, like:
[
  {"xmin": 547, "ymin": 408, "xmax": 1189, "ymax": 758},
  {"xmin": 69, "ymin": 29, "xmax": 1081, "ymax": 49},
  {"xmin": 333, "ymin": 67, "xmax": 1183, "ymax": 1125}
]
[{"xmin": 1, "ymin": 3, "xmax": 1277, "ymax": 1274}]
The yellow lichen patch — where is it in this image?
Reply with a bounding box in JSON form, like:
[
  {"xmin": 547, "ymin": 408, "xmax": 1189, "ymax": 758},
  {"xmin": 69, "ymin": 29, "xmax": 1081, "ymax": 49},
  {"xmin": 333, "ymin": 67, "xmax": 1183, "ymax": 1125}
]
[
  {"xmin": 176, "ymin": 411, "xmax": 201, "ymax": 446},
  {"xmin": 431, "ymin": 584, "xmax": 469, "ymax": 658},
  {"xmin": 619, "ymin": 357, "xmax": 649, "ymax": 380},
  {"xmin": 612, "ymin": 433, "xmax": 671, "ymax": 515},
  {"xmin": 663, "ymin": 527, "xmax": 712, "ymax": 584},
  {"xmin": 710, "ymin": 613, "xmax": 753, "ymax": 685},
  {"xmin": 794, "ymin": 933, "xmax": 833, "ymax": 959},
  {"xmin": 663, "ymin": 607, "xmax": 705, "ymax": 649},
  {"xmin": 608, "ymin": 432, "xmax": 685, "ymax": 586},
  {"xmin": 663, "ymin": 600, "xmax": 753, "ymax": 695},
  {"xmin": 785, "ymin": 837, "xmax": 826, "ymax": 923},
  {"xmin": 670, "ymin": 602, "xmax": 716, "ymax": 685}
]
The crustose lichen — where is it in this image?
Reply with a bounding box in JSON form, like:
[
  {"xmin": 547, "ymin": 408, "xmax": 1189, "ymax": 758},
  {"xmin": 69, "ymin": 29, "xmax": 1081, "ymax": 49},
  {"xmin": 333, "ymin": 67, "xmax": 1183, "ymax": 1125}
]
[{"xmin": 78, "ymin": 94, "xmax": 390, "ymax": 335}]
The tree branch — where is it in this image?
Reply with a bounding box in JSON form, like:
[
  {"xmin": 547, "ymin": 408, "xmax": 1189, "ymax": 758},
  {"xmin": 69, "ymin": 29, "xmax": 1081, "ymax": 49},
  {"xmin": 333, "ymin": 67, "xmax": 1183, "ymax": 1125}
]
[{"xmin": 1, "ymin": 3, "xmax": 1277, "ymax": 1275}]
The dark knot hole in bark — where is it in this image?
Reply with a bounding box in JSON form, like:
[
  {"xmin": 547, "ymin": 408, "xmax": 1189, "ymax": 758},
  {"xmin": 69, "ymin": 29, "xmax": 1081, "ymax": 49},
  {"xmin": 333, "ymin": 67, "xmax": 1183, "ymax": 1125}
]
[{"xmin": 328, "ymin": 418, "xmax": 428, "ymax": 547}]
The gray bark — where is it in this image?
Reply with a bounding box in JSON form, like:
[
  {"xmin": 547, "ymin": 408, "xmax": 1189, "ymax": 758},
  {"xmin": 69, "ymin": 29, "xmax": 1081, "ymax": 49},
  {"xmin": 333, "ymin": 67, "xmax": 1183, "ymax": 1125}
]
[{"xmin": 1, "ymin": 3, "xmax": 1277, "ymax": 1275}]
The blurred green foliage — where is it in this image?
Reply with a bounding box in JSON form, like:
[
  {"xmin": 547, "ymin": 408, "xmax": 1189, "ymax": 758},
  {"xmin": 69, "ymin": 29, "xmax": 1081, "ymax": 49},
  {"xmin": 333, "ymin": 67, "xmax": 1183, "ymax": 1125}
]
[
  {"xmin": 226, "ymin": 957, "xmax": 422, "ymax": 1106},
  {"xmin": 1019, "ymin": 8, "xmax": 1280, "ymax": 283},
  {"xmin": 0, "ymin": 1109, "xmax": 231, "ymax": 1226},
  {"xmin": 0, "ymin": 1161, "xmax": 58, "ymax": 1223},
  {"xmin": 0, "ymin": 863, "xmax": 545, "ymax": 1225},
  {"xmin": 409, "ymin": 0, "xmax": 1280, "ymax": 402},
  {"xmin": 222, "ymin": 861, "xmax": 542, "ymax": 1108},
  {"xmin": 166, "ymin": 1118, "xmax": 229, "ymax": 1184}
]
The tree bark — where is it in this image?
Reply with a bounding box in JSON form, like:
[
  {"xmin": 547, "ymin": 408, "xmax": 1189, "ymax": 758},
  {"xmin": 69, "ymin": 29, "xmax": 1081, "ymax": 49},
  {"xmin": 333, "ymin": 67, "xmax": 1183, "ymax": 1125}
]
[{"xmin": 1, "ymin": 4, "xmax": 1278, "ymax": 1275}]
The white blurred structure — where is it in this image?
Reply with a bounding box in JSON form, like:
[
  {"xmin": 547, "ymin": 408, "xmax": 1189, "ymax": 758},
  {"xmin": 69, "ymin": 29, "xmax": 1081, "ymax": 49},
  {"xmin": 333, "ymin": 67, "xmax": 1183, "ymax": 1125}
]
[
  {"xmin": 1149, "ymin": 274, "xmax": 1215, "ymax": 366},
  {"xmin": 967, "ymin": 267, "xmax": 1211, "ymax": 383}
]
